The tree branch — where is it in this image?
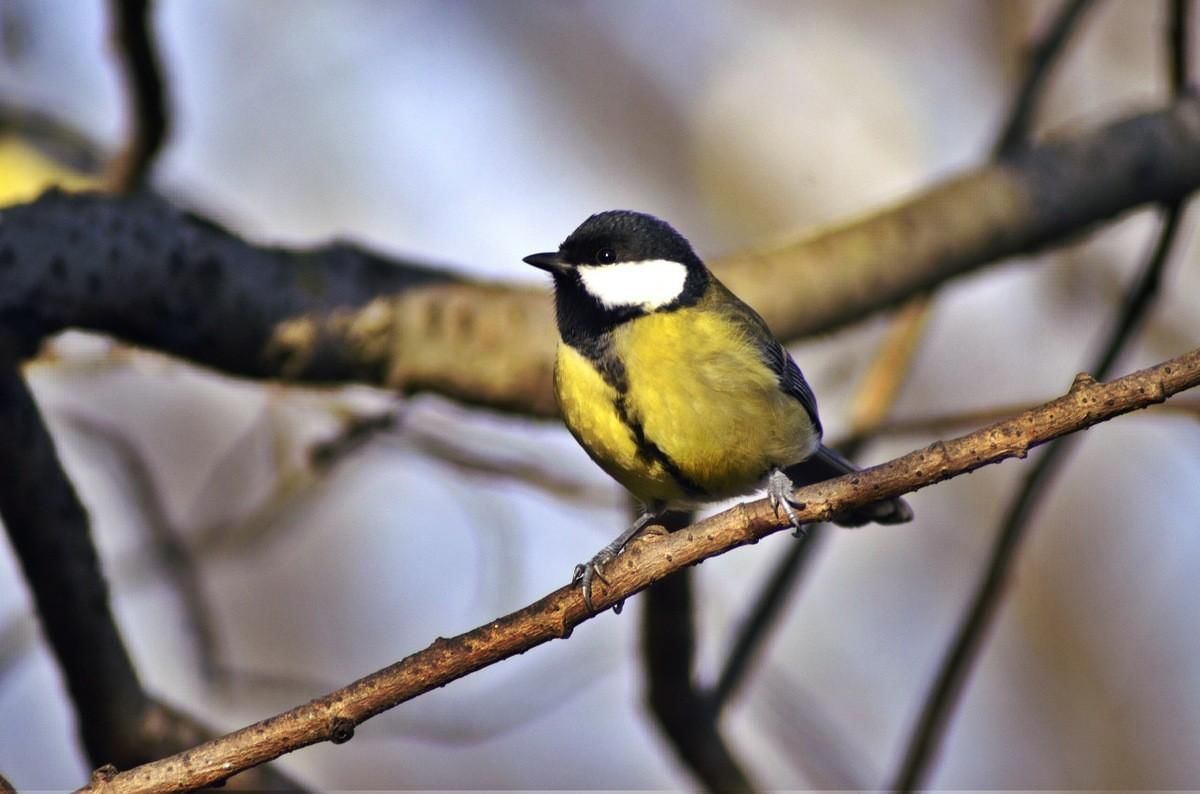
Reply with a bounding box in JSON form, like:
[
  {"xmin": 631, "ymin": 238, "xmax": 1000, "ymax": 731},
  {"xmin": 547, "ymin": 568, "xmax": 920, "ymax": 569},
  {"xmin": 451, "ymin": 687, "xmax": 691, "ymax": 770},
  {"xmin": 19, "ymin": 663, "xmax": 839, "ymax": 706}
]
[
  {"xmin": 77, "ymin": 346, "xmax": 1200, "ymax": 793},
  {"xmin": 993, "ymin": 0, "xmax": 1098, "ymax": 156},
  {"xmin": 104, "ymin": 0, "xmax": 168, "ymax": 192},
  {"xmin": 0, "ymin": 98, "xmax": 1196, "ymax": 415}
]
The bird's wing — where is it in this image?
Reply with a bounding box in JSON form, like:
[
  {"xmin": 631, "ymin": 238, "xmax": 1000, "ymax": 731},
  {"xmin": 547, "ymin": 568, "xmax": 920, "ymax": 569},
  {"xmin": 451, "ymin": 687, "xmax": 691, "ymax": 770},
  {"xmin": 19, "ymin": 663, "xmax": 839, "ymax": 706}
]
[
  {"xmin": 762, "ymin": 339, "xmax": 823, "ymax": 437},
  {"xmin": 710, "ymin": 277, "xmax": 823, "ymax": 436}
]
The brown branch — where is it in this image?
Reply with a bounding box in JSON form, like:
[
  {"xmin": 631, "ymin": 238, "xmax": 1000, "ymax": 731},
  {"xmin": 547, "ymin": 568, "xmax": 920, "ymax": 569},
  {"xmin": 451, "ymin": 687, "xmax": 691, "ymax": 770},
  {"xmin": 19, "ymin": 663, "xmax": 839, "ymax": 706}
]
[
  {"xmin": 836, "ymin": 397, "xmax": 1200, "ymax": 445},
  {"xmin": 717, "ymin": 96, "xmax": 1200, "ymax": 344},
  {"xmin": 77, "ymin": 346, "xmax": 1200, "ymax": 793},
  {"xmin": 104, "ymin": 0, "xmax": 168, "ymax": 192}
]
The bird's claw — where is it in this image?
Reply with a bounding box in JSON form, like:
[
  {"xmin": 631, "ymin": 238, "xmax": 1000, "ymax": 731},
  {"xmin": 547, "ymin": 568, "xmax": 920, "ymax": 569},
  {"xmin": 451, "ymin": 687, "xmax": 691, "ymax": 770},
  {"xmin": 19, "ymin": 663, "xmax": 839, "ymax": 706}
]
[
  {"xmin": 767, "ymin": 469, "xmax": 808, "ymax": 538},
  {"xmin": 572, "ymin": 550, "xmax": 624, "ymax": 614}
]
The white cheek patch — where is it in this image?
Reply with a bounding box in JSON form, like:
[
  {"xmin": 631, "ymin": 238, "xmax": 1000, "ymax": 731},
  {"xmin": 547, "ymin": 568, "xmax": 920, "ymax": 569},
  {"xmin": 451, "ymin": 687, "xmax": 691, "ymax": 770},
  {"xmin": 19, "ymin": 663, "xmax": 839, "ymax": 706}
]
[{"xmin": 577, "ymin": 259, "xmax": 689, "ymax": 310}]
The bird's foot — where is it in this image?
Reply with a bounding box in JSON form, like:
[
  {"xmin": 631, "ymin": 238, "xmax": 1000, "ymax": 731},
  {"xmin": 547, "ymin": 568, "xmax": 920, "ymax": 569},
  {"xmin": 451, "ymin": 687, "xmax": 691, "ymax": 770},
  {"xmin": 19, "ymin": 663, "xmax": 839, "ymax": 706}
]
[
  {"xmin": 571, "ymin": 510, "xmax": 661, "ymax": 614},
  {"xmin": 572, "ymin": 548, "xmax": 622, "ymax": 615},
  {"xmin": 767, "ymin": 468, "xmax": 808, "ymax": 538}
]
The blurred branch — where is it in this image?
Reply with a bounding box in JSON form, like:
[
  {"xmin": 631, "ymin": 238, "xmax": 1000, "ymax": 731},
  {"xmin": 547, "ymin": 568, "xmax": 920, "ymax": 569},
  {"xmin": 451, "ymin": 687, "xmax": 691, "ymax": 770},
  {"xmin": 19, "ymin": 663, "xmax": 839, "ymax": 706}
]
[
  {"xmin": 104, "ymin": 0, "xmax": 168, "ymax": 192},
  {"xmin": 0, "ymin": 770, "xmax": 13, "ymax": 794},
  {"xmin": 710, "ymin": 524, "xmax": 826, "ymax": 713},
  {"xmin": 641, "ymin": 542, "xmax": 756, "ymax": 793},
  {"xmin": 0, "ymin": 355, "xmax": 148, "ymax": 763},
  {"xmin": 846, "ymin": 299, "xmax": 935, "ymax": 438},
  {"xmin": 0, "ymin": 101, "xmax": 106, "ymax": 174},
  {"xmin": 79, "ymin": 346, "xmax": 1200, "ymax": 793},
  {"xmin": 892, "ymin": 4, "xmax": 1194, "ymax": 785},
  {"xmin": 1170, "ymin": 0, "xmax": 1192, "ymax": 92},
  {"xmin": 60, "ymin": 411, "xmax": 221, "ymax": 678},
  {"xmin": 0, "ymin": 99, "xmax": 1196, "ymax": 415},
  {"xmin": 993, "ymin": 0, "xmax": 1098, "ymax": 156}
]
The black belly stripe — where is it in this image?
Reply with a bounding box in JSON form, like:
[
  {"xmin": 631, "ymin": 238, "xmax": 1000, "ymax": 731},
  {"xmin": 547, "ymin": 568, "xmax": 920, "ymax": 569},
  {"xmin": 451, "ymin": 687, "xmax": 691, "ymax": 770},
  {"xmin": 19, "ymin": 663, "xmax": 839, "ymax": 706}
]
[
  {"xmin": 569, "ymin": 335, "xmax": 628, "ymax": 393},
  {"xmin": 569, "ymin": 332, "xmax": 706, "ymax": 498},
  {"xmin": 617, "ymin": 397, "xmax": 708, "ymax": 498}
]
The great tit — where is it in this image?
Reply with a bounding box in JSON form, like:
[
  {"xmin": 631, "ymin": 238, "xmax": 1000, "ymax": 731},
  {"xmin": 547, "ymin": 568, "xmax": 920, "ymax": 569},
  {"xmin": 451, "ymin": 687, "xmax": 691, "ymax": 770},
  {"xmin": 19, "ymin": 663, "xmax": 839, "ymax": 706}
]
[{"xmin": 524, "ymin": 210, "xmax": 912, "ymax": 611}]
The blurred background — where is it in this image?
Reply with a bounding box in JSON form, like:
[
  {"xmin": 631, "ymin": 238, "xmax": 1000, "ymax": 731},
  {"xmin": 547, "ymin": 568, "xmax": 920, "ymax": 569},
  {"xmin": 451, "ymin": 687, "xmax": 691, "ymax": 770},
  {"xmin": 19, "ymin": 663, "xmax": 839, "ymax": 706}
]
[{"xmin": 1, "ymin": 0, "xmax": 1199, "ymax": 789}]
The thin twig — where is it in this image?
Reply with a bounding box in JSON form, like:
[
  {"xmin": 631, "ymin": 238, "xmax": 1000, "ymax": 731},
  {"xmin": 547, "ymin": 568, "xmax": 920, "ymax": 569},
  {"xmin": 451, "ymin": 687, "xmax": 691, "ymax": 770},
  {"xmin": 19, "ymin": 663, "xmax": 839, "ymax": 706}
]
[
  {"xmin": 994, "ymin": 0, "xmax": 1098, "ymax": 157},
  {"xmin": 78, "ymin": 346, "xmax": 1200, "ymax": 794},
  {"xmin": 104, "ymin": 0, "xmax": 168, "ymax": 192},
  {"xmin": 60, "ymin": 411, "xmax": 222, "ymax": 678},
  {"xmin": 1170, "ymin": 0, "xmax": 1191, "ymax": 93}
]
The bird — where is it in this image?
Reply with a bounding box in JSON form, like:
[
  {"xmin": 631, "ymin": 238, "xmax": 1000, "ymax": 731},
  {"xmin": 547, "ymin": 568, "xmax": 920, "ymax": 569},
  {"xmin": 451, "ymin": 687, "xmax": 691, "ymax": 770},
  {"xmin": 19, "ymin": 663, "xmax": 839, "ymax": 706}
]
[{"xmin": 524, "ymin": 210, "xmax": 912, "ymax": 611}]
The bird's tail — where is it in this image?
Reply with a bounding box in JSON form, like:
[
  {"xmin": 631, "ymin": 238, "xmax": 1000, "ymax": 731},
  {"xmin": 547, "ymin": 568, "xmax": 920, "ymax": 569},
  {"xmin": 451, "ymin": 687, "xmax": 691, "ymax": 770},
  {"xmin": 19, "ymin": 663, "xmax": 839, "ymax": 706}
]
[{"xmin": 782, "ymin": 445, "xmax": 913, "ymax": 527}]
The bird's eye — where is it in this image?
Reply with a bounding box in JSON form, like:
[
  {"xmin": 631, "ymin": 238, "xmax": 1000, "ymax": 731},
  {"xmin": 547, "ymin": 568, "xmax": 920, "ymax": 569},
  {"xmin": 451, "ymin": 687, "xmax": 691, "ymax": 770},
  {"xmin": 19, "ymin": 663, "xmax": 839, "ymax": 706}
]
[{"xmin": 597, "ymin": 248, "xmax": 616, "ymax": 264}]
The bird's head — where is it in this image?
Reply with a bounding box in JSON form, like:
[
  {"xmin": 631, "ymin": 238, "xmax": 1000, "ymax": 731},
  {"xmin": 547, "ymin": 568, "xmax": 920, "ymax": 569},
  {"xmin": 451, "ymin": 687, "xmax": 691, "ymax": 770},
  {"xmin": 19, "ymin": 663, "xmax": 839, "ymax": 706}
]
[{"xmin": 524, "ymin": 210, "xmax": 708, "ymax": 315}]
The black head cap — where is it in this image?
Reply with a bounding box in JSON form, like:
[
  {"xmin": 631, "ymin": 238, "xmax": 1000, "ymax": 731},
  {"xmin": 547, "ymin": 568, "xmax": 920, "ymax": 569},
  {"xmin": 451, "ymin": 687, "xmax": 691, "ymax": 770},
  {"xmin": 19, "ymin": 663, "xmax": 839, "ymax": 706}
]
[{"xmin": 558, "ymin": 210, "xmax": 699, "ymax": 267}]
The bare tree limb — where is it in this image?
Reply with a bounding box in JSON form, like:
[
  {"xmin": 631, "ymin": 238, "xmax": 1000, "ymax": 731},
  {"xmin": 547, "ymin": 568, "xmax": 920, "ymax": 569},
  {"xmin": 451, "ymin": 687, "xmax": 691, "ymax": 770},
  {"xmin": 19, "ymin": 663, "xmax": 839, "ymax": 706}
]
[{"xmin": 75, "ymin": 345, "xmax": 1200, "ymax": 794}]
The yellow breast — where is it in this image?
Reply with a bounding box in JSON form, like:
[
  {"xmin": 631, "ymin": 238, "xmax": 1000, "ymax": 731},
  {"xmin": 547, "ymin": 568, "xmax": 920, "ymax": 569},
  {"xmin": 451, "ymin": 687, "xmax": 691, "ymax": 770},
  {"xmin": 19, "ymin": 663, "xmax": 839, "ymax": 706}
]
[{"xmin": 553, "ymin": 303, "xmax": 819, "ymax": 507}]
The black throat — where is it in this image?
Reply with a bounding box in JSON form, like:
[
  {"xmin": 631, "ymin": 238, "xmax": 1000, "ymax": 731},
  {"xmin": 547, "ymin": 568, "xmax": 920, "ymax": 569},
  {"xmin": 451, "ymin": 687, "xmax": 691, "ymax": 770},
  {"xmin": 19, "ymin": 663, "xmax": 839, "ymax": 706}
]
[{"xmin": 552, "ymin": 257, "xmax": 709, "ymax": 356}]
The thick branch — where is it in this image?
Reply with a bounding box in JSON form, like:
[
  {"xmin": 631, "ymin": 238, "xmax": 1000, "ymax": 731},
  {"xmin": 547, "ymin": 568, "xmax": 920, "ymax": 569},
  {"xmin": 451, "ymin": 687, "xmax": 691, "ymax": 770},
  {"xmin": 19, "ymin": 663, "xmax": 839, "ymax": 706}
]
[
  {"xmin": 79, "ymin": 347, "xmax": 1200, "ymax": 793},
  {"xmin": 0, "ymin": 99, "xmax": 1198, "ymax": 415},
  {"xmin": 643, "ymin": 568, "xmax": 756, "ymax": 793}
]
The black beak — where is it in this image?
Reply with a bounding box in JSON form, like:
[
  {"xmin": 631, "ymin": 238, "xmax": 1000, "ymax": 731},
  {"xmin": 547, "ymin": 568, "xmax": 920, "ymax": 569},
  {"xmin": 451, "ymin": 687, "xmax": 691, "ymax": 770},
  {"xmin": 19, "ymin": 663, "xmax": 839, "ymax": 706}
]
[{"xmin": 523, "ymin": 251, "xmax": 569, "ymax": 274}]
